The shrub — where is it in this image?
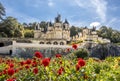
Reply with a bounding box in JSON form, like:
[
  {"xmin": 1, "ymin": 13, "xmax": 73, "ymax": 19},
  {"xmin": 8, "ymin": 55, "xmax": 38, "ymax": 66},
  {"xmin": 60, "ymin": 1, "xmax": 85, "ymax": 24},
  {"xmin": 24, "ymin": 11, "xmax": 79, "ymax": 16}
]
[{"xmin": 74, "ymin": 48, "xmax": 89, "ymax": 59}]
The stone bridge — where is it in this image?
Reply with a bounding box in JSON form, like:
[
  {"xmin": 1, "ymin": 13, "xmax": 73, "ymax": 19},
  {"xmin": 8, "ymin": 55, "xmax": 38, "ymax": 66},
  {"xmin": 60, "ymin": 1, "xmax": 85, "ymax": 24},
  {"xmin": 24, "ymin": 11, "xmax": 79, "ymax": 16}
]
[{"xmin": 0, "ymin": 41, "xmax": 83, "ymax": 58}]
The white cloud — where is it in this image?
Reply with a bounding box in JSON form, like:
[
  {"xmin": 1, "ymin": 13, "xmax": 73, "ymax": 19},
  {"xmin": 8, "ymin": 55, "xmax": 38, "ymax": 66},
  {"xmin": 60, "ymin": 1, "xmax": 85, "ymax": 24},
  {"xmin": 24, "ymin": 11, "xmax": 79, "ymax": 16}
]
[
  {"xmin": 91, "ymin": 0, "xmax": 107, "ymax": 23},
  {"xmin": 90, "ymin": 22, "xmax": 101, "ymax": 27},
  {"xmin": 74, "ymin": 0, "xmax": 107, "ymax": 23},
  {"xmin": 48, "ymin": 0, "xmax": 54, "ymax": 7}
]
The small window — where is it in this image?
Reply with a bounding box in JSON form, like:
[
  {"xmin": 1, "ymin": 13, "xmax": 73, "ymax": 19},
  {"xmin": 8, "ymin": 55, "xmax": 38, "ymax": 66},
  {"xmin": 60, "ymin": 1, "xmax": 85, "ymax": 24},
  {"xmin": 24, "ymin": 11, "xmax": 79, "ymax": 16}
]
[
  {"xmin": 60, "ymin": 42, "xmax": 64, "ymax": 45},
  {"xmin": 46, "ymin": 42, "xmax": 51, "ymax": 44},
  {"xmin": 53, "ymin": 42, "xmax": 58, "ymax": 45},
  {"xmin": 0, "ymin": 43, "xmax": 4, "ymax": 47},
  {"xmin": 39, "ymin": 42, "xmax": 44, "ymax": 44}
]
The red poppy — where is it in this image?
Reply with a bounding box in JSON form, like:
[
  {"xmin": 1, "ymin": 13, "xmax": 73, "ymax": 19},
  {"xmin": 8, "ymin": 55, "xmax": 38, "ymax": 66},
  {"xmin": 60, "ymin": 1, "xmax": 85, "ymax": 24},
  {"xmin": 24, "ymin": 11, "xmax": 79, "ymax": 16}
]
[
  {"xmin": 72, "ymin": 44, "xmax": 78, "ymax": 49},
  {"xmin": 76, "ymin": 64, "xmax": 81, "ymax": 71},
  {"xmin": 32, "ymin": 61, "xmax": 37, "ymax": 67},
  {"xmin": 20, "ymin": 61, "xmax": 25, "ymax": 66},
  {"xmin": 78, "ymin": 59, "xmax": 86, "ymax": 67},
  {"xmin": 3, "ymin": 69, "xmax": 7, "ymax": 75},
  {"xmin": 55, "ymin": 54, "xmax": 62, "ymax": 58},
  {"xmin": 25, "ymin": 65, "xmax": 30, "ymax": 69},
  {"xmin": 33, "ymin": 67, "xmax": 38, "ymax": 74},
  {"xmin": 7, "ymin": 68, "xmax": 15, "ymax": 76},
  {"xmin": 34, "ymin": 52, "xmax": 43, "ymax": 58},
  {"xmin": 59, "ymin": 61, "xmax": 62, "ymax": 64},
  {"xmin": 60, "ymin": 67, "xmax": 65, "ymax": 72},
  {"xmin": 0, "ymin": 72, "xmax": 2, "ymax": 76},
  {"xmin": 42, "ymin": 58, "xmax": 50, "ymax": 67},
  {"xmin": 57, "ymin": 67, "xmax": 65, "ymax": 75},
  {"xmin": 15, "ymin": 69, "xmax": 19, "ymax": 73},
  {"xmin": 57, "ymin": 68, "xmax": 63, "ymax": 75},
  {"xmin": 25, "ymin": 59, "xmax": 32, "ymax": 65},
  {"xmin": 9, "ymin": 63, "xmax": 14, "ymax": 68},
  {"xmin": 66, "ymin": 48, "xmax": 70, "ymax": 52}
]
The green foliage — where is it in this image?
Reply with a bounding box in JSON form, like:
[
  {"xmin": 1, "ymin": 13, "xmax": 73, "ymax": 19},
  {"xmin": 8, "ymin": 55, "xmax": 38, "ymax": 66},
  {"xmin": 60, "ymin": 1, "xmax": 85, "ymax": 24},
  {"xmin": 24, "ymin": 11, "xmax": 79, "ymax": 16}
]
[
  {"xmin": 0, "ymin": 2, "xmax": 5, "ymax": 20},
  {"xmin": 0, "ymin": 55, "xmax": 120, "ymax": 81},
  {"xmin": 24, "ymin": 29, "xmax": 34, "ymax": 38},
  {"xmin": 0, "ymin": 16, "xmax": 24, "ymax": 38},
  {"xmin": 93, "ymin": 63, "xmax": 101, "ymax": 74},
  {"xmin": 74, "ymin": 48, "xmax": 89, "ymax": 59},
  {"xmin": 97, "ymin": 26, "xmax": 120, "ymax": 43},
  {"xmin": 70, "ymin": 26, "xmax": 82, "ymax": 37}
]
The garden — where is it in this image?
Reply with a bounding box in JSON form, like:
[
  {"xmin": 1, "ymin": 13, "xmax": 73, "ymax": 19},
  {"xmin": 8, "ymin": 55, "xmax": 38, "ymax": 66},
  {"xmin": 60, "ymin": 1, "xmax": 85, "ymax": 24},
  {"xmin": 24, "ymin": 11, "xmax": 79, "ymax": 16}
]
[{"xmin": 0, "ymin": 44, "xmax": 120, "ymax": 81}]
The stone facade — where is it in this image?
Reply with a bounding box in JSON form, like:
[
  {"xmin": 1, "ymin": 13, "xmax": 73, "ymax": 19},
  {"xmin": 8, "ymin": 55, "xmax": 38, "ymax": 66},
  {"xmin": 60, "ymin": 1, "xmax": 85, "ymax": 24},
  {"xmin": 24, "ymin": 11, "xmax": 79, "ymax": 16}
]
[
  {"xmin": 34, "ymin": 14, "xmax": 70, "ymax": 45},
  {"xmin": 73, "ymin": 27, "xmax": 110, "ymax": 43}
]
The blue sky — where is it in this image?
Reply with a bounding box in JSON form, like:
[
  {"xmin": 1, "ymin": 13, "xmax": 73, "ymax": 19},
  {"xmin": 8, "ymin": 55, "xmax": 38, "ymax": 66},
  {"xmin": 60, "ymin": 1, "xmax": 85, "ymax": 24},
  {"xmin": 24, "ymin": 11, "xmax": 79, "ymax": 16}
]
[{"xmin": 1, "ymin": 0, "xmax": 120, "ymax": 30}]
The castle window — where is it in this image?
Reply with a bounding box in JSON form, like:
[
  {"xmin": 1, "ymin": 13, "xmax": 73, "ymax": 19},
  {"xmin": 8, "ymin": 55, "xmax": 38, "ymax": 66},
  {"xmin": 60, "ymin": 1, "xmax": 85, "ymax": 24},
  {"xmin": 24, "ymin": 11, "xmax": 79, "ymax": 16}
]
[
  {"xmin": 60, "ymin": 42, "xmax": 64, "ymax": 45},
  {"xmin": 0, "ymin": 43, "xmax": 4, "ymax": 47},
  {"xmin": 39, "ymin": 42, "xmax": 44, "ymax": 44},
  {"xmin": 53, "ymin": 41, "xmax": 58, "ymax": 45},
  {"xmin": 46, "ymin": 42, "xmax": 51, "ymax": 44}
]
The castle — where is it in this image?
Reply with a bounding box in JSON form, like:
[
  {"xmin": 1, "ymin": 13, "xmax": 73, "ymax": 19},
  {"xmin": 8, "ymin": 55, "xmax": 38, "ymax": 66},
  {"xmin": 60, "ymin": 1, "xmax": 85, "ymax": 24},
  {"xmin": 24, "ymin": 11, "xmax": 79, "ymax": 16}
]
[
  {"xmin": 73, "ymin": 27, "xmax": 110, "ymax": 43},
  {"xmin": 34, "ymin": 14, "xmax": 70, "ymax": 45}
]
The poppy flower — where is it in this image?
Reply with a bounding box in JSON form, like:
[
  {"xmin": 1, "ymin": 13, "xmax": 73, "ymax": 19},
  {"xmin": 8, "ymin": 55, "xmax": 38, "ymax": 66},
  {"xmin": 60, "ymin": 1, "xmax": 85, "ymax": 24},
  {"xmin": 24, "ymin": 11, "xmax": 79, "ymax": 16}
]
[
  {"xmin": 33, "ymin": 67, "xmax": 38, "ymax": 74},
  {"xmin": 32, "ymin": 61, "xmax": 37, "ymax": 67},
  {"xmin": 7, "ymin": 68, "xmax": 15, "ymax": 76},
  {"xmin": 9, "ymin": 63, "xmax": 14, "ymax": 68},
  {"xmin": 76, "ymin": 64, "xmax": 81, "ymax": 71},
  {"xmin": 20, "ymin": 61, "xmax": 25, "ymax": 66},
  {"xmin": 57, "ymin": 69, "xmax": 62, "ymax": 75},
  {"xmin": 60, "ymin": 67, "xmax": 65, "ymax": 72},
  {"xmin": 0, "ymin": 72, "xmax": 2, "ymax": 76},
  {"xmin": 25, "ymin": 65, "xmax": 30, "ymax": 69},
  {"xmin": 66, "ymin": 48, "xmax": 70, "ymax": 52},
  {"xmin": 78, "ymin": 59, "xmax": 86, "ymax": 67},
  {"xmin": 15, "ymin": 69, "xmax": 19, "ymax": 73},
  {"xmin": 72, "ymin": 44, "xmax": 78, "ymax": 49},
  {"xmin": 34, "ymin": 52, "xmax": 43, "ymax": 58},
  {"xmin": 25, "ymin": 59, "xmax": 32, "ymax": 65},
  {"xmin": 42, "ymin": 58, "xmax": 50, "ymax": 67},
  {"xmin": 3, "ymin": 70, "xmax": 7, "ymax": 75},
  {"xmin": 57, "ymin": 67, "xmax": 65, "ymax": 75},
  {"xmin": 55, "ymin": 54, "xmax": 62, "ymax": 58}
]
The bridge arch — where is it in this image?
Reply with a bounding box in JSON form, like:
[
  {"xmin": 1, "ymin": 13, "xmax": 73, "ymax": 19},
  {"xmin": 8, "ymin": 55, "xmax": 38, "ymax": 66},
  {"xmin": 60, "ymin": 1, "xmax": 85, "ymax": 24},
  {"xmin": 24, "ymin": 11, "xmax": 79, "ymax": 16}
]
[
  {"xmin": 60, "ymin": 42, "xmax": 64, "ymax": 45},
  {"xmin": 39, "ymin": 42, "xmax": 44, "ymax": 44},
  {"xmin": 0, "ymin": 42, "xmax": 4, "ymax": 47},
  {"xmin": 46, "ymin": 42, "xmax": 51, "ymax": 44},
  {"xmin": 53, "ymin": 41, "xmax": 58, "ymax": 45}
]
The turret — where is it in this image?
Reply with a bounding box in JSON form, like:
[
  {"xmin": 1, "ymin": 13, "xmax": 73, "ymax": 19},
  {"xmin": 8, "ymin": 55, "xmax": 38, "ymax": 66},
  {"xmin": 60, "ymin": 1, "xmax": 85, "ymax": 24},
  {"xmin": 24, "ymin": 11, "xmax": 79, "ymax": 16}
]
[
  {"xmin": 63, "ymin": 19, "xmax": 69, "ymax": 30},
  {"xmin": 55, "ymin": 14, "xmax": 61, "ymax": 23}
]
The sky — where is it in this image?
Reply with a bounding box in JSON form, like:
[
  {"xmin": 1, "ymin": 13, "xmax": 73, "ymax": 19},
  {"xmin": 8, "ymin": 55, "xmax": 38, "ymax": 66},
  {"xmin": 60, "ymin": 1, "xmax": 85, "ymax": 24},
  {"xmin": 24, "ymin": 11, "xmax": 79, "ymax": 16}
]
[{"xmin": 0, "ymin": 0, "xmax": 120, "ymax": 30}]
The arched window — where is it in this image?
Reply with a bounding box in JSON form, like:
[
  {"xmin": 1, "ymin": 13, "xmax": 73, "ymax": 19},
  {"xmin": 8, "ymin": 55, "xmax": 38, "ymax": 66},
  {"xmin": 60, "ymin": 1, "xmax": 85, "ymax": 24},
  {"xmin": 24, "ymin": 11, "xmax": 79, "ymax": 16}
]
[
  {"xmin": 46, "ymin": 42, "xmax": 51, "ymax": 44},
  {"xmin": 0, "ymin": 43, "xmax": 4, "ymax": 47},
  {"xmin": 60, "ymin": 42, "xmax": 64, "ymax": 45},
  {"xmin": 53, "ymin": 41, "xmax": 58, "ymax": 45},
  {"xmin": 39, "ymin": 42, "xmax": 44, "ymax": 44}
]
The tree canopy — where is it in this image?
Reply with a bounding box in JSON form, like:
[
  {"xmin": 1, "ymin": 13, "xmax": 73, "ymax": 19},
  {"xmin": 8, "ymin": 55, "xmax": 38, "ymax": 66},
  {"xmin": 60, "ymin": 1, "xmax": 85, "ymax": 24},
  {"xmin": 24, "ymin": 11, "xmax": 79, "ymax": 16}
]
[
  {"xmin": 0, "ymin": 16, "xmax": 24, "ymax": 38},
  {"xmin": 0, "ymin": 2, "xmax": 5, "ymax": 20},
  {"xmin": 97, "ymin": 26, "xmax": 120, "ymax": 43}
]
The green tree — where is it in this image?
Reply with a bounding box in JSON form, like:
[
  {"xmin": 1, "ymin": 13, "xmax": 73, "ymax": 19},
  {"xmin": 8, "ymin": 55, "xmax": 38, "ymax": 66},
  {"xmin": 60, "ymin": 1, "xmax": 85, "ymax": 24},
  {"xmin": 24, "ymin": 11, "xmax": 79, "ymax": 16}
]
[
  {"xmin": 0, "ymin": 2, "xmax": 5, "ymax": 20},
  {"xmin": 70, "ymin": 26, "xmax": 78, "ymax": 37},
  {"xmin": 24, "ymin": 29, "xmax": 34, "ymax": 38},
  {"xmin": 0, "ymin": 16, "xmax": 24, "ymax": 37},
  {"xmin": 97, "ymin": 26, "xmax": 120, "ymax": 43},
  {"xmin": 40, "ymin": 21, "xmax": 47, "ymax": 28}
]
